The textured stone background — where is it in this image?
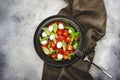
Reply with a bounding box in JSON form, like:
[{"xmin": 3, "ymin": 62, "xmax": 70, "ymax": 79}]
[{"xmin": 0, "ymin": 0, "xmax": 120, "ymax": 80}]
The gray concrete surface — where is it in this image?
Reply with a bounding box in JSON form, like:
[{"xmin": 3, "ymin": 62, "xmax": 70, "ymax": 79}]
[{"xmin": 0, "ymin": 0, "xmax": 120, "ymax": 80}]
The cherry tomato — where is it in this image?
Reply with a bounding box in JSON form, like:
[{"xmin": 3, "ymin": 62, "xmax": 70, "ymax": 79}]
[
  {"xmin": 63, "ymin": 51, "xmax": 69, "ymax": 60},
  {"xmin": 50, "ymin": 40, "xmax": 56, "ymax": 48},
  {"xmin": 63, "ymin": 51, "xmax": 69, "ymax": 55},
  {"xmin": 56, "ymin": 29, "xmax": 64, "ymax": 36},
  {"xmin": 66, "ymin": 36, "xmax": 71, "ymax": 43},
  {"xmin": 63, "ymin": 55, "xmax": 68, "ymax": 60},
  {"xmin": 57, "ymin": 36, "xmax": 65, "ymax": 42},
  {"xmin": 69, "ymin": 50, "xmax": 75, "ymax": 53},
  {"xmin": 58, "ymin": 48, "xmax": 64, "ymax": 54},
  {"xmin": 49, "ymin": 47, "xmax": 53, "ymax": 51},
  {"xmin": 63, "ymin": 30, "xmax": 68, "ymax": 37},
  {"xmin": 67, "ymin": 44, "xmax": 73, "ymax": 51},
  {"xmin": 51, "ymin": 54, "xmax": 57, "ymax": 59}
]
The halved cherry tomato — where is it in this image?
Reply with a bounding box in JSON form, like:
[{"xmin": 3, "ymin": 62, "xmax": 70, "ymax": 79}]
[
  {"xmin": 66, "ymin": 36, "xmax": 71, "ymax": 43},
  {"xmin": 50, "ymin": 40, "xmax": 56, "ymax": 48},
  {"xmin": 63, "ymin": 51, "xmax": 69, "ymax": 60},
  {"xmin": 63, "ymin": 30, "xmax": 68, "ymax": 37},
  {"xmin": 69, "ymin": 50, "xmax": 75, "ymax": 53},
  {"xmin": 56, "ymin": 29, "xmax": 64, "ymax": 36},
  {"xmin": 63, "ymin": 55, "xmax": 68, "ymax": 60},
  {"xmin": 67, "ymin": 44, "xmax": 73, "ymax": 51},
  {"xmin": 57, "ymin": 36, "xmax": 65, "ymax": 42},
  {"xmin": 49, "ymin": 47, "xmax": 53, "ymax": 51},
  {"xmin": 63, "ymin": 51, "xmax": 69, "ymax": 55},
  {"xmin": 58, "ymin": 48, "xmax": 64, "ymax": 54},
  {"xmin": 51, "ymin": 54, "xmax": 57, "ymax": 59}
]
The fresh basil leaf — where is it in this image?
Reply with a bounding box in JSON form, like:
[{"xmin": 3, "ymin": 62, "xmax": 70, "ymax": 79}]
[
  {"xmin": 62, "ymin": 41, "xmax": 67, "ymax": 51},
  {"xmin": 64, "ymin": 20, "xmax": 69, "ymax": 26},
  {"xmin": 43, "ymin": 47, "xmax": 49, "ymax": 54},
  {"xmin": 73, "ymin": 41, "xmax": 78, "ymax": 50},
  {"xmin": 51, "ymin": 32, "xmax": 58, "ymax": 38},
  {"xmin": 43, "ymin": 28, "xmax": 50, "ymax": 35},
  {"xmin": 75, "ymin": 32, "xmax": 81, "ymax": 37},
  {"xmin": 48, "ymin": 50, "xmax": 58, "ymax": 54},
  {"xmin": 39, "ymin": 36, "xmax": 48, "ymax": 44},
  {"xmin": 48, "ymin": 41, "xmax": 50, "ymax": 48},
  {"xmin": 68, "ymin": 53, "xmax": 74, "ymax": 60},
  {"xmin": 70, "ymin": 36, "xmax": 75, "ymax": 44},
  {"xmin": 53, "ymin": 23, "xmax": 58, "ymax": 32},
  {"xmin": 65, "ymin": 26, "xmax": 75, "ymax": 32}
]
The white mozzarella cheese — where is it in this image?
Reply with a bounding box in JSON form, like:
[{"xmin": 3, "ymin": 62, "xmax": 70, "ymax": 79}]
[
  {"xmin": 57, "ymin": 54, "xmax": 63, "ymax": 60},
  {"xmin": 57, "ymin": 42, "xmax": 62, "ymax": 48},
  {"xmin": 58, "ymin": 23, "xmax": 64, "ymax": 29}
]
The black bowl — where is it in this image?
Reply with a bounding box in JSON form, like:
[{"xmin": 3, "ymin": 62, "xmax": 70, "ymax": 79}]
[{"xmin": 34, "ymin": 15, "xmax": 86, "ymax": 67}]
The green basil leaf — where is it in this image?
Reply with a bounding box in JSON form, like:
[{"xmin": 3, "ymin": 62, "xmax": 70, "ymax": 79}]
[
  {"xmin": 53, "ymin": 23, "xmax": 58, "ymax": 32},
  {"xmin": 73, "ymin": 41, "xmax": 78, "ymax": 50},
  {"xmin": 48, "ymin": 50, "xmax": 58, "ymax": 54},
  {"xmin": 75, "ymin": 32, "xmax": 81, "ymax": 37},
  {"xmin": 48, "ymin": 41, "xmax": 50, "ymax": 48},
  {"xmin": 70, "ymin": 36, "xmax": 75, "ymax": 44},
  {"xmin": 64, "ymin": 20, "xmax": 69, "ymax": 26},
  {"xmin": 68, "ymin": 53, "xmax": 74, "ymax": 60},
  {"xmin": 43, "ymin": 28, "xmax": 50, "ymax": 35},
  {"xmin": 65, "ymin": 26, "xmax": 75, "ymax": 32},
  {"xmin": 51, "ymin": 32, "xmax": 58, "ymax": 38},
  {"xmin": 62, "ymin": 41, "xmax": 67, "ymax": 51},
  {"xmin": 43, "ymin": 47, "xmax": 49, "ymax": 54},
  {"xmin": 39, "ymin": 36, "xmax": 49, "ymax": 44}
]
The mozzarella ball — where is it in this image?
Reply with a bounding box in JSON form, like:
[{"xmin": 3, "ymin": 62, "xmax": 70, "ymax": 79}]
[
  {"xmin": 50, "ymin": 34, "xmax": 55, "ymax": 40},
  {"xmin": 57, "ymin": 54, "xmax": 63, "ymax": 60},
  {"xmin": 42, "ymin": 32, "xmax": 47, "ymax": 37},
  {"xmin": 41, "ymin": 40, "xmax": 47, "ymax": 45},
  {"xmin": 68, "ymin": 30, "xmax": 72, "ymax": 33},
  {"xmin": 58, "ymin": 23, "xmax": 64, "ymax": 29},
  {"xmin": 57, "ymin": 42, "xmax": 62, "ymax": 48},
  {"xmin": 48, "ymin": 25, "xmax": 53, "ymax": 32}
]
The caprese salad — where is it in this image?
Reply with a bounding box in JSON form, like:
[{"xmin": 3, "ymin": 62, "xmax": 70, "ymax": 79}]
[{"xmin": 39, "ymin": 21, "xmax": 81, "ymax": 61}]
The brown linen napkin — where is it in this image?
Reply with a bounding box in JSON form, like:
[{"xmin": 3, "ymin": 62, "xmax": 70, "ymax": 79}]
[{"xmin": 42, "ymin": 0, "xmax": 107, "ymax": 80}]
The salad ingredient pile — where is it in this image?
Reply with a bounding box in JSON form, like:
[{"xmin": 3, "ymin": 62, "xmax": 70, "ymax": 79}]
[{"xmin": 39, "ymin": 21, "xmax": 81, "ymax": 61}]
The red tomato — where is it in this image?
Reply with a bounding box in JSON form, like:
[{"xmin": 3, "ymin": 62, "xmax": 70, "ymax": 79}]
[
  {"xmin": 56, "ymin": 29, "xmax": 64, "ymax": 36},
  {"xmin": 49, "ymin": 47, "xmax": 53, "ymax": 51},
  {"xmin": 66, "ymin": 36, "xmax": 71, "ymax": 43},
  {"xmin": 50, "ymin": 40, "xmax": 56, "ymax": 48},
  {"xmin": 63, "ymin": 51, "xmax": 69, "ymax": 60},
  {"xmin": 51, "ymin": 54, "xmax": 57, "ymax": 59},
  {"xmin": 63, "ymin": 30, "xmax": 68, "ymax": 37},
  {"xmin": 58, "ymin": 48, "xmax": 64, "ymax": 54},
  {"xmin": 63, "ymin": 55, "xmax": 68, "ymax": 60},
  {"xmin": 57, "ymin": 36, "xmax": 65, "ymax": 42},
  {"xmin": 69, "ymin": 50, "xmax": 75, "ymax": 53},
  {"xmin": 67, "ymin": 44, "xmax": 73, "ymax": 51},
  {"xmin": 63, "ymin": 51, "xmax": 69, "ymax": 55}
]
